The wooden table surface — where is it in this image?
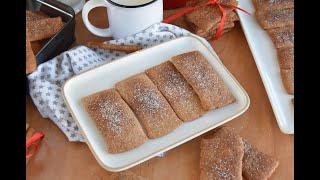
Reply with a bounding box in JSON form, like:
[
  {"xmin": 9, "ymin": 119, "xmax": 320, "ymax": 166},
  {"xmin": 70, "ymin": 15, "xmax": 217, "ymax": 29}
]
[{"xmin": 26, "ymin": 8, "xmax": 293, "ymax": 180}]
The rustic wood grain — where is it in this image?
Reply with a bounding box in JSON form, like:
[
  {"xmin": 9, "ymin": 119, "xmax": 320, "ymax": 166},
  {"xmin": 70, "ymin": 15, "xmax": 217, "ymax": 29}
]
[{"xmin": 26, "ymin": 7, "xmax": 293, "ymax": 180}]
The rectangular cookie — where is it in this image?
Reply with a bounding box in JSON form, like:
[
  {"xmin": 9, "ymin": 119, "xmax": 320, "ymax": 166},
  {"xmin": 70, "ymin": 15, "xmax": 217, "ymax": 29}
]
[
  {"xmin": 277, "ymin": 46, "xmax": 294, "ymax": 69},
  {"xmin": 191, "ymin": 11, "xmax": 238, "ymax": 37},
  {"xmin": 27, "ymin": 16, "xmax": 64, "ymax": 41},
  {"xmin": 115, "ymin": 73, "xmax": 183, "ymax": 139},
  {"xmin": 171, "ymin": 51, "xmax": 235, "ymax": 111},
  {"xmin": 186, "ymin": 7, "xmax": 238, "ymax": 34},
  {"xmin": 26, "ymin": 35, "xmax": 37, "ymax": 74},
  {"xmin": 280, "ymin": 68, "xmax": 294, "ymax": 94},
  {"xmin": 242, "ymin": 139, "xmax": 279, "ymax": 180},
  {"xmin": 200, "ymin": 127, "xmax": 244, "ymax": 180},
  {"xmin": 82, "ymin": 89, "xmax": 148, "ymax": 153},
  {"xmin": 185, "ymin": 0, "xmax": 238, "ymax": 33},
  {"xmin": 146, "ymin": 62, "xmax": 205, "ymax": 121},
  {"xmin": 268, "ymin": 25, "xmax": 294, "ymax": 49},
  {"xmin": 26, "ymin": 10, "xmax": 48, "ymax": 22},
  {"xmin": 252, "ymin": 0, "xmax": 294, "ymax": 11},
  {"xmin": 256, "ymin": 8, "xmax": 294, "ymax": 29}
]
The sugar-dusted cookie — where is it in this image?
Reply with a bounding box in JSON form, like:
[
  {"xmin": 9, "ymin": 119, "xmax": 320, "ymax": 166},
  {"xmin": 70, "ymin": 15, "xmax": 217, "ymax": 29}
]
[
  {"xmin": 171, "ymin": 51, "xmax": 235, "ymax": 110},
  {"xmin": 186, "ymin": 5, "xmax": 238, "ymax": 33},
  {"xmin": 268, "ymin": 25, "xmax": 294, "ymax": 49},
  {"xmin": 146, "ymin": 61, "xmax": 205, "ymax": 121},
  {"xmin": 82, "ymin": 89, "xmax": 148, "ymax": 153},
  {"xmin": 27, "ymin": 16, "xmax": 64, "ymax": 41},
  {"xmin": 192, "ymin": 11, "xmax": 239, "ymax": 36},
  {"xmin": 252, "ymin": 0, "xmax": 294, "ymax": 11},
  {"xmin": 115, "ymin": 73, "xmax": 183, "ymax": 139},
  {"xmin": 277, "ymin": 46, "xmax": 294, "ymax": 69},
  {"xmin": 26, "ymin": 35, "xmax": 36, "ymax": 74},
  {"xmin": 256, "ymin": 8, "xmax": 294, "ymax": 29},
  {"xmin": 280, "ymin": 68, "xmax": 294, "ymax": 94},
  {"xmin": 242, "ymin": 139, "xmax": 279, "ymax": 180},
  {"xmin": 200, "ymin": 127, "xmax": 244, "ymax": 180},
  {"xmin": 26, "ymin": 10, "xmax": 48, "ymax": 22}
]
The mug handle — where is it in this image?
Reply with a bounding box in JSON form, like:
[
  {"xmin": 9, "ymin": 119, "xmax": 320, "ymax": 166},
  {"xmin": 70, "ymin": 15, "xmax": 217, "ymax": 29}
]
[{"xmin": 82, "ymin": 0, "xmax": 112, "ymax": 37}]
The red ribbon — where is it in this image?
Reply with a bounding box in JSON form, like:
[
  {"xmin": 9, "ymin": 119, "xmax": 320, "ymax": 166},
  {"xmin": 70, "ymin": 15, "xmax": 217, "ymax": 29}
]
[
  {"xmin": 26, "ymin": 132, "xmax": 45, "ymax": 159},
  {"xmin": 162, "ymin": 0, "xmax": 250, "ymax": 40}
]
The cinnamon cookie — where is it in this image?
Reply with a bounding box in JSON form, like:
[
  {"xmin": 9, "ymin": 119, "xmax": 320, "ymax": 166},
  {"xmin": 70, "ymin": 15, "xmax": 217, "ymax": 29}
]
[
  {"xmin": 146, "ymin": 61, "xmax": 205, "ymax": 121},
  {"xmin": 171, "ymin": 51, "xmax": 235, "ymax": 110},
  {"xmin": 115, "ymin": 73, "xmax": 183, "ymax": 138},
  {"xmin": 82, "ymin": 89, "xmax": 148, "ymax": 153}
]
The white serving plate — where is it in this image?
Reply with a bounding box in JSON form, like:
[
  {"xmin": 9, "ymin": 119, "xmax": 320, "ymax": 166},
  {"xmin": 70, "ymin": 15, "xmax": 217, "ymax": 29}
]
[
  {"xmin": 62, "ymin": 35, "xmax": 250, "ymax": 172},
  {"xmin": 237, "ymin": 0, "xmax": 294, "ymax": 134}
]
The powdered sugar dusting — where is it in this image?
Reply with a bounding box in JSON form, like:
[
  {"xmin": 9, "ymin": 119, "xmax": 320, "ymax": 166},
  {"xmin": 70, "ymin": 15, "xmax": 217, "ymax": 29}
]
[
  {"xmin": 265, "ymin": 8, "xmax": 293, "ymax": 25},
  {"xmin": 176, "ymin": 53, "xmax": 216, "ymax": 90},
  {"xmin": 242, "ymin": 139, "xmax": 279, "ymax": 179},
  {"xmin": 271, "ymin": 27, "xmax": 294, "ymax": 45},
  {"xmin": 211, "ymin": 158, "xmax": 236, "ymax": 179},
  {"xmin": 133, "ymin": 82, "xmax": 164, "ymax": 116},
  {"xmin": 200, "ymin": 128, "xmax": 243, "ymax": 180},
  {"xmin": 98, "ymin": 100, "xmax": 124, "ymax": 134},
  {"xmin": 278, "ymin": 47, "xmax": 294, "ymax": 68},
  {"xmin": 162, "ymin": 68, "xmax": 192, "ymax": 100}
]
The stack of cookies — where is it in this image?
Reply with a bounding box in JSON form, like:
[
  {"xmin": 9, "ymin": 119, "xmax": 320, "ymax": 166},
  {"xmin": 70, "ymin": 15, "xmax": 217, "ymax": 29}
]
[
  {"xmin": 26, "ymin": 10, "xmax": 64, "ymax": 74},
  {"xmin": 185, "ymin": 0, "xmax": 239, "ymax": 40},
  {"xmin": 82, "ymin": 51, "xmax": 235, "ymax": 153},
  {"xmin": 254, "ymin": 0, "xmax": 294, "ymax": 94},
  {"xmin": 167, "ymin": 0, "xmax": 240, "ymax": 40},
  {"xmin": 200, "ymin": 127, "xmax": 279, "ymax": 180}
]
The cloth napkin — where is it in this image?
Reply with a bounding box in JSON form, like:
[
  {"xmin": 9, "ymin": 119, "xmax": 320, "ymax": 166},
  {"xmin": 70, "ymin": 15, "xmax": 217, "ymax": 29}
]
[{"xmin": 28, "ymin": 23, "xmax": 194, "ymax": 142}]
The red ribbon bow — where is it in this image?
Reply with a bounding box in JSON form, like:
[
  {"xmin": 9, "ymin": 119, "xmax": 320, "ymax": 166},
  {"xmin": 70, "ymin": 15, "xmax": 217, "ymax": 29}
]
[
  {"xmin": 26, "ymin": 132, "xmax": 45, "ymax": 159},
  {"xmin": 162, "ymin": 0, "xmax": 250, "ymax": 40}
]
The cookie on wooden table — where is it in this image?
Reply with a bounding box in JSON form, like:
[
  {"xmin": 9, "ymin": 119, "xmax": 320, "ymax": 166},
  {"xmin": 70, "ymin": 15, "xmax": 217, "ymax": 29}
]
[
  {"xmin": 115, "ymin": 73, "xmax": 183, "ymax": 139},
  {"xmin": 26, "ymin": 10, "xmax": 48, "ymax": 22},
  {"xmin": 256, "ymin": 8, "xmax": 294, "ymax": 29},
  {"xmin": 200, "ymin": 127, "xmax": 244, "ymax": 180},
  {"xmin": 82, "ymin": 89, "xmax": 148, "ymax": 153},
  {"xmin": 171, "ymin": 51, "xmax": 235, "ymax": 111},
  {"xmin": 277, "ymin": 46, "xmax": 294, "ymax": 69},
  {"xmin": 26, "ymin": 35, "xmax": 37, "ymax": 74},
  {"xmin": 268, "ymin": 25, "xmax": 294, "ymax": 49},
  {"xmin": 280, "ymin": 68, "xmax": 294, "ymax": 94},
  {"xmin": 146, "ymin": 62, "xmax": 205, "ymax": 121},
  {"xmin": 27, "ymin": 16, "xmax": 64, "ymax": 41},
  {"xmin": 242, "ymin": 139, "xmax": 279, "ymax": 180}
]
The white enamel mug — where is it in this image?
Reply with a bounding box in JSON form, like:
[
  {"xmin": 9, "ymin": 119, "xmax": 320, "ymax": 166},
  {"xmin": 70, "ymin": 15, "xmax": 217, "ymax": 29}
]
[{"xmin": 82, "ymin": 0, "xmax": 163, "ymax": 39}]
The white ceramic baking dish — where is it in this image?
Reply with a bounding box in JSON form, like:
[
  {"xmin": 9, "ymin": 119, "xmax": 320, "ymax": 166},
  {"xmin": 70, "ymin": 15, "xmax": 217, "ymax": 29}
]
[{"xmin": 62, "ymin": 35, "xmax": 250, "ymax": 172}]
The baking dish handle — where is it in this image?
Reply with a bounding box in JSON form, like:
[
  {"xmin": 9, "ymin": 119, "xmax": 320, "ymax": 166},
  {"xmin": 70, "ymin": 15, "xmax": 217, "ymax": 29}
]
[{"xmin": 82, "ymin": 0, "xmax": 112, "ymax": 37}]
